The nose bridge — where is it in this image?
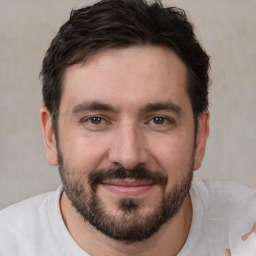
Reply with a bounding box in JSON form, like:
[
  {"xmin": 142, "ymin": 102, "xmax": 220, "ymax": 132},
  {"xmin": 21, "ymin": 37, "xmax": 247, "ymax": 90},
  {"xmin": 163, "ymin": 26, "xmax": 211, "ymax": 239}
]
[{"xmin": 109, "ymin": 120, "xmax": 147, "ymax": 169}]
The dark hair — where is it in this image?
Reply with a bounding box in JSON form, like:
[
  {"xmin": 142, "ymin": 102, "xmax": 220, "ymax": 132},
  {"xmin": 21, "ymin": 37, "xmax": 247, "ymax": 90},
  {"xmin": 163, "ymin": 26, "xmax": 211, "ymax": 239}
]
[{"xmin": 40, "ymin": 0, "xmax": 210, "ymax": 130}]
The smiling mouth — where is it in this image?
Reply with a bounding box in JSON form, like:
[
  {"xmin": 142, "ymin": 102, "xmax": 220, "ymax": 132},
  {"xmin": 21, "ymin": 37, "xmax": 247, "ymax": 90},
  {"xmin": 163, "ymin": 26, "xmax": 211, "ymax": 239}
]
[{"xmin": 101, "ymin": 179, "xmax": 155, "ymax": 197}]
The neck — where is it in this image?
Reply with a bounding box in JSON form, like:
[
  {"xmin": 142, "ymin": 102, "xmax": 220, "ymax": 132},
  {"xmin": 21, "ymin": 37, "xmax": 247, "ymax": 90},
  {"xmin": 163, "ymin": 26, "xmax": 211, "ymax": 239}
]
[{"xmin": 60, "ymin": 192, "xmax": 192, "ymax": 256}]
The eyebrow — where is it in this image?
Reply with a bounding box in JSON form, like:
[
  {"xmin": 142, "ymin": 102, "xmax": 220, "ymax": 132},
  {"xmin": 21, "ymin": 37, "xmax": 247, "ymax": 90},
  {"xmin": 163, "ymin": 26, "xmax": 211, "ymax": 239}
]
[
  {"xmin": 71, "ymin": 101, "xmax": 118, "ymax": 115},
  {"xmin": 71, "ymin": 100, "xmax": 181, "ymax": 116},
  {"xmin": 141, "ymin": 102, "xmax": 181, "ymax": 115}
]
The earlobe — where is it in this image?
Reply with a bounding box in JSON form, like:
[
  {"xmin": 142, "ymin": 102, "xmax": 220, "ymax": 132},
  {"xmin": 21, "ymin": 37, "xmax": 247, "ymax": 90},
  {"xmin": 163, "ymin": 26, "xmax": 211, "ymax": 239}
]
[
  {"xmin": 193, "ymin": 110, "xmax": 210, "ymax": 170},
  {"xmin": 40, "ymin": 107, "xmax": 58, "ymax": 166}
]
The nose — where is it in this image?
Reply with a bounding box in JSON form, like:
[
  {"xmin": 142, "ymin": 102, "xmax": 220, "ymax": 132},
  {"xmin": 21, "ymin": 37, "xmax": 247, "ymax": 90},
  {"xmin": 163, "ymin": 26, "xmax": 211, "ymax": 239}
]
[{"xmin": 108, "ymin": 123, "xmax": 149, "ymax": 170}]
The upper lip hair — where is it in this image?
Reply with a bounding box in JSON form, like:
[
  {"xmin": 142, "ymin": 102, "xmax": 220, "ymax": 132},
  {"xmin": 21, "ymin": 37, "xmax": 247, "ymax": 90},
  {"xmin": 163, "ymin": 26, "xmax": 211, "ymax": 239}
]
[{"xmin": 102, "ymin": 179, "xmax": 154, "ymax": 187}]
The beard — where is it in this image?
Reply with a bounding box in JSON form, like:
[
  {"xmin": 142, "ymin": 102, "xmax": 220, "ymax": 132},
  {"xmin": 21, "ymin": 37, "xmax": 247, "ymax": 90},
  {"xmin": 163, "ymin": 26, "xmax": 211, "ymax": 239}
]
[{"xmin": 58, "ymin": 150, "xmax": 194, "ymax": 243}]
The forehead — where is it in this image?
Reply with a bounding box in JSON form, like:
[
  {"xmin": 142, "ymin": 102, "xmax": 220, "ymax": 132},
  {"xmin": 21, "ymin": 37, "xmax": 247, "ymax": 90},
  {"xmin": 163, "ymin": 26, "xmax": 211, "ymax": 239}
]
[{"xmin": 60, "ymin": 46, "xmax": 190, "ymax": 114}]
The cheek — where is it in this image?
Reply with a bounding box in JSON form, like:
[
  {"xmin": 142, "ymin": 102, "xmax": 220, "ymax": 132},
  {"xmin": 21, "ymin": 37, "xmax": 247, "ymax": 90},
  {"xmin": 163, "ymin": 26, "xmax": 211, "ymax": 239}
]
[
  {"xmin": 148, "ymin": 133, "xmax": 195, "ymax": 176},
  {"xmin": 58, "ymin": 128, "xmax": 110, "ymax": 171}
]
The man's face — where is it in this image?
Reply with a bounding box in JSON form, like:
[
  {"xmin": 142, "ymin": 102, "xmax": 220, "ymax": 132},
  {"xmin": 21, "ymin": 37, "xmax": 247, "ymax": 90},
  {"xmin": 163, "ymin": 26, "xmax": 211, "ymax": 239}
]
[{"xmin": 41, "ymin": 46, "xmax": 209, "ymax": 242}]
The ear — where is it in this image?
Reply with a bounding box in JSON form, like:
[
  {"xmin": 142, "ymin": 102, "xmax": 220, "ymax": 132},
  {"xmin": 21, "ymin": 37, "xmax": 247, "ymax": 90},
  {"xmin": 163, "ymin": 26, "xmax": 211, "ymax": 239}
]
[
  {"xmin": 193, "ymin": 110, "xmax": 210, "ymax": 170},
  {"xmin": 40, "ymin": 107, "xmax": 58, "ymax": 166}
]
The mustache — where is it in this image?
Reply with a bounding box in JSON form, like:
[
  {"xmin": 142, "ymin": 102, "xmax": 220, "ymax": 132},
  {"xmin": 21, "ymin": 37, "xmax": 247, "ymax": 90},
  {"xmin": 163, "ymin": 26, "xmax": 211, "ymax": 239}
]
[{"xmin": 89, "ymin": 165, "xmax": 168, "ymax": 189}]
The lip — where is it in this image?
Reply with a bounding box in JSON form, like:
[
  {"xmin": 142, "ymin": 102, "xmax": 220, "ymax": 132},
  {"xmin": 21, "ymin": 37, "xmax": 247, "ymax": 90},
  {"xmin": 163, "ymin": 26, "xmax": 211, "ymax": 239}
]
[{"xmin": 101, "ymin": 179, "xmax": 154, "ymax": 197}]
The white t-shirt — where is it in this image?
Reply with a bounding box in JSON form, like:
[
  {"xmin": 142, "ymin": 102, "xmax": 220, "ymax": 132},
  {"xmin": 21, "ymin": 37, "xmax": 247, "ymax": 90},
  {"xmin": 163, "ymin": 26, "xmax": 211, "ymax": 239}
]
[{"xmin": 0, "ymin": 179, "xmax": 256, "ymax": 256}]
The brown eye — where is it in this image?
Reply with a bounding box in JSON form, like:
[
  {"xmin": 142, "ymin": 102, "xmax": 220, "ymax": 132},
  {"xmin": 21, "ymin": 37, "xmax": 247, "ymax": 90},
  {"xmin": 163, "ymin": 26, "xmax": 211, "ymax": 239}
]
[
  {"xmin": 146, "ymin": 115, "xmax": 175, "ymax": 132},
  {"xmin": 89, "ymin": 116, "xmax": 103, "ymax": 124},
  {"xmin": 152, "ymin": 116, "xmax": 166, "ymax": 125}
]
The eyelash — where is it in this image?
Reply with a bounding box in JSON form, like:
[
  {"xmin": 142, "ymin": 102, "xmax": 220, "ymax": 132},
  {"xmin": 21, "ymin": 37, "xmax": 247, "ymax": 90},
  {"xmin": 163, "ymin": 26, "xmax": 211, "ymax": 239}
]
[
  {"xmin": 147, "ymin": 116, "xmax": 171, "ymax": 125},
  {"xmin": 82, "ymin": 116, "xmax": 110, "ymax": 125},
  {"xmin": 80, "ymin": 115, "xmax": 175, "ymax": 132}
]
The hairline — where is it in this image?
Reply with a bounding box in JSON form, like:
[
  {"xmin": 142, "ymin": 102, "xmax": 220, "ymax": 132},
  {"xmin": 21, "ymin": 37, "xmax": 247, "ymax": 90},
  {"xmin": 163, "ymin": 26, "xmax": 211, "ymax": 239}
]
[{"xmin": 51, "ymin": 43, "xmax": 202, "ymax": 137}]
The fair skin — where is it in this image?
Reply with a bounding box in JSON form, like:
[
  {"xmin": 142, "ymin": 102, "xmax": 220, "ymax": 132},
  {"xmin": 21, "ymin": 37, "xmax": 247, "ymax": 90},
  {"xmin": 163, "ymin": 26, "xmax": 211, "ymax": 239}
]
[
  {"xmin": 40, "ymin": 46, "xmax": 209, "ymax": 255},
  {"xmin": 225, "ymin": 224, "xmax": 256, "ymax": 256}
]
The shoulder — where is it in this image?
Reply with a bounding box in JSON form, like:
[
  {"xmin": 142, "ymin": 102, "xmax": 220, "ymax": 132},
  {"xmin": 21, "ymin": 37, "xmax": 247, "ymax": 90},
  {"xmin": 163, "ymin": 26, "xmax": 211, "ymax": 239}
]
[
  {"xmin": 192, "ymin": 179, "xmax": 256, "ymax": 231},
  {"xmin": 0, "ymin": 187, "xmax": 62, "ymax": 254},
  {"xmin": 192, "ymin": 178, "xmax": 256, "ymax": 193},
  {"xmin": 192, "ymin": 179, "xmax": 256, "ymax": 203},
  {"xmin": 0, "ymin": 189, "xmax": 57, "ymax": 223},
  {"xmin": 181, "ymin": 180, "xmax": 256, "ymax": 255}
]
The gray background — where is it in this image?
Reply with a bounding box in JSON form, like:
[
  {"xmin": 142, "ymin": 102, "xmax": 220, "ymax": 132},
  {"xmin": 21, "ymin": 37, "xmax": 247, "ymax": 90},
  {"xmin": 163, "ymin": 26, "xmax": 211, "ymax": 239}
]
[{"xmin": 0, "ymin": 0, "xmax": 255, "ymax": 210}]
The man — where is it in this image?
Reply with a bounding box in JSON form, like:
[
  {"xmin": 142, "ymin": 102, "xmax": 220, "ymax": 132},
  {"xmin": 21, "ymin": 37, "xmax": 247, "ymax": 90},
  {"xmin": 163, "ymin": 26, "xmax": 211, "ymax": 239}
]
[{"xmin": 0, "ymin": 0, "xmax": 255, "ymax": 255}]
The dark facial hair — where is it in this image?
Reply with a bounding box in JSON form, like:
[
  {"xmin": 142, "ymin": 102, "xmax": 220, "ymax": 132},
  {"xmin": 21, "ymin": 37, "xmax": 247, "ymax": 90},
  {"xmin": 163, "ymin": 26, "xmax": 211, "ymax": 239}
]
[{"xmin": 58, "ymin": 147, "xmax": 194, "ymax": 243}]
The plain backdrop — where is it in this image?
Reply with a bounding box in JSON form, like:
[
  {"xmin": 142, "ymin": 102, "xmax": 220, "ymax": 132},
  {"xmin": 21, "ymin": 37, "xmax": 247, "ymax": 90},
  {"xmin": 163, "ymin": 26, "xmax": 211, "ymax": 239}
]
[{"xmin": 0, "ymin": 0, "xmax": 255, "ymax": 210}]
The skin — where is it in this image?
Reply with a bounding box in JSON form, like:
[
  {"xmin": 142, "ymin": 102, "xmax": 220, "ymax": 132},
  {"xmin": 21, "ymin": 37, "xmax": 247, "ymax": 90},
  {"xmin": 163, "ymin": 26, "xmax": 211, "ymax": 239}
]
[
  {"xmin": 40, "ymin": 46, "xmax": 209, "ymax": 256},
  {"xmin": 225, "ymin": 224, "xmax": 256, "ymax": 256}
]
